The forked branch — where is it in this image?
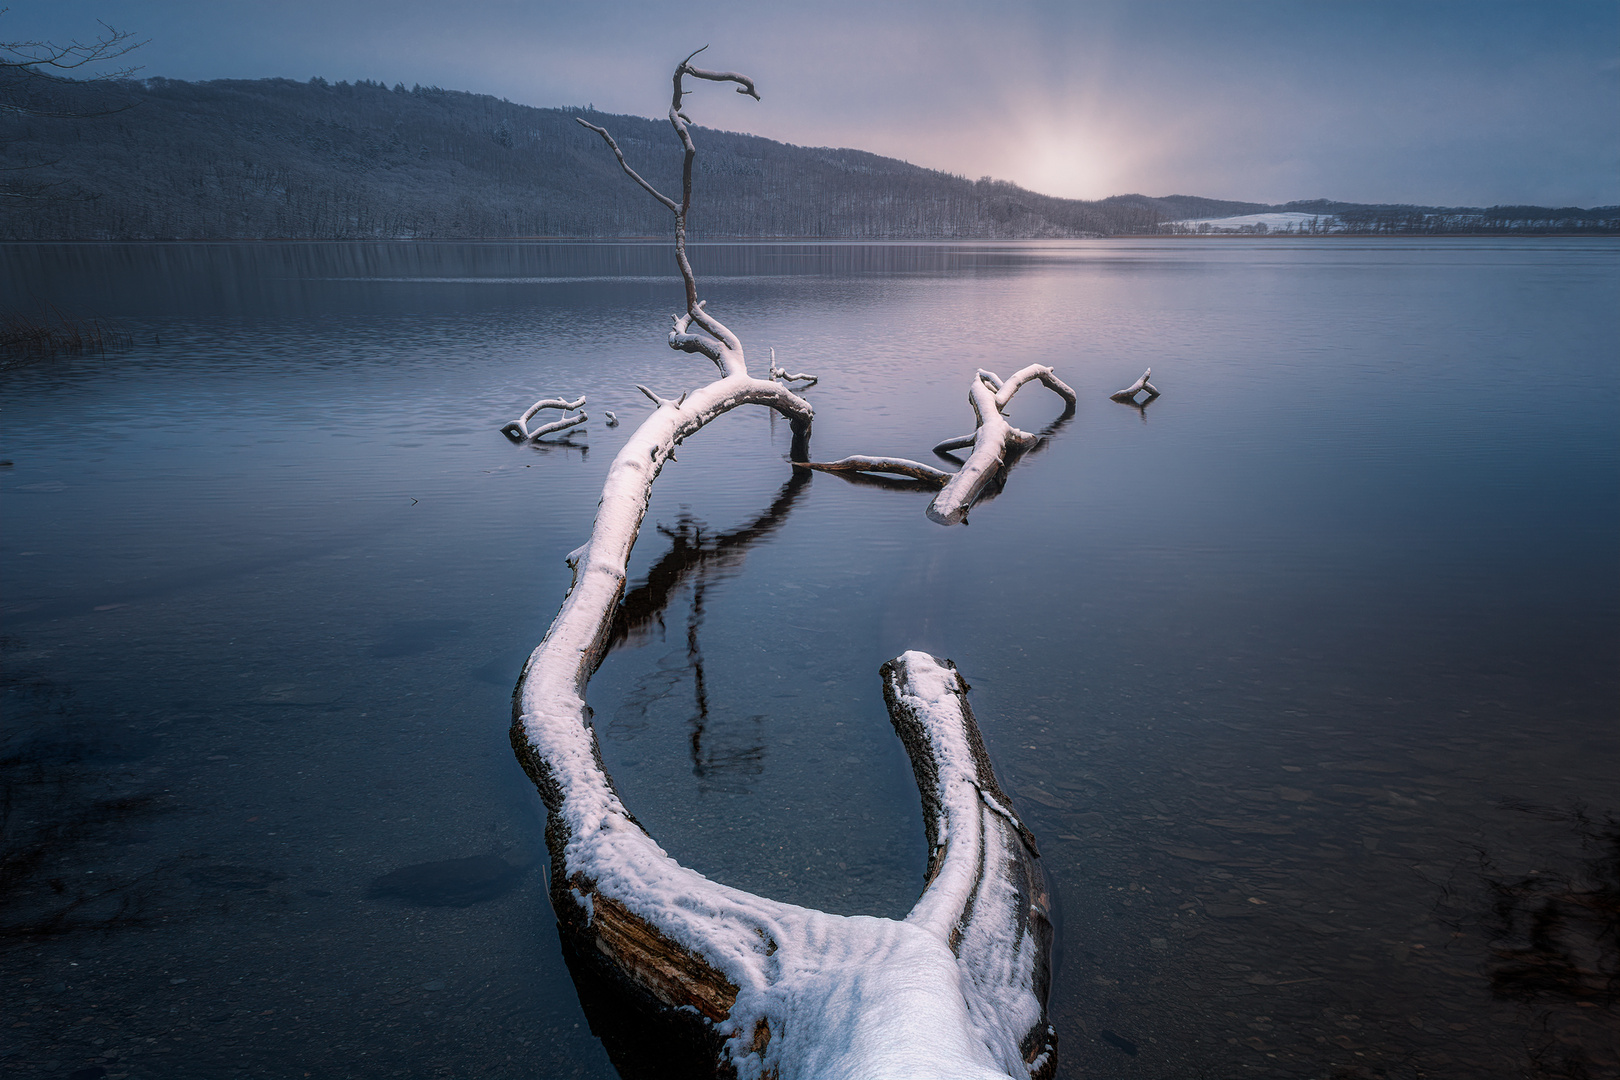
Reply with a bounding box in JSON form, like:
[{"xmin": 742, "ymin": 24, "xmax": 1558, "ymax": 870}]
[
  {"xmin": 1109, "ymin": 367, "xmax": 1160, "ymax": 404},
  {"xmin": 502, "ymin": 395, "xmax": 587, "ymax": 442}
]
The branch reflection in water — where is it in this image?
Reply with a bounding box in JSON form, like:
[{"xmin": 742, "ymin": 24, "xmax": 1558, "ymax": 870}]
[{"xmin": 608, "ymin": 469, "xmax": 809, "ymax": 794}]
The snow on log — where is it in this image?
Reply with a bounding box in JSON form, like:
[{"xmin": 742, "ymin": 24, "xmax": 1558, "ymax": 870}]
[
  {"xmin": 884, "ymin": 651, "xmax": 1057, "ymax": 1079},
  {"xmin": 502, "ymin": 395, "xmax": 588, "ymax": 442},
  {"xmin": 515, "ymin": 579, "xmax": 1055, "ymax": 1079},
  {"xmin": 927, "ymin": 366, "xmax": 1075, "ymax": 526},
  {"xmin": 795, "ymin": 455, "xmax": 950, "ymax": 486},
  {"xmin": 1108, "ymin": 367, "xmax": 1160, "ymax": 404}
]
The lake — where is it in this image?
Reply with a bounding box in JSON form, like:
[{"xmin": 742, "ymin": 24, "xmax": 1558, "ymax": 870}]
[{"xmin": 2, "ymin": 238, "xmax": 1616, "ymax": 1079}]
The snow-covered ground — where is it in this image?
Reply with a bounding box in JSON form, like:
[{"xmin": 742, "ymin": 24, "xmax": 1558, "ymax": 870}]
[{"xmin": 1167, "ymin": 211, "xmax": 1337, "ymax": 231}]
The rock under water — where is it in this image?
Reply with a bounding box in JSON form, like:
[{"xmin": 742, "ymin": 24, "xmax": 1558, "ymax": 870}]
[{"xmin": 367, "ymin": 854, "xmax": 523, "ymax": 907}]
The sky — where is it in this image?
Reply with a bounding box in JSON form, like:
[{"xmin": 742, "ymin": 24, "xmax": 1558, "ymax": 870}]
[{"xmin": 7, "ymin": 0, "xmax": 1618, "ymax": 206}]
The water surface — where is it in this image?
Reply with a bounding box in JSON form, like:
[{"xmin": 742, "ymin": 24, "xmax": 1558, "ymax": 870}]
[{"xmin": 2, "ymin": 239, "xmax": 1616, "ymax": 1078}]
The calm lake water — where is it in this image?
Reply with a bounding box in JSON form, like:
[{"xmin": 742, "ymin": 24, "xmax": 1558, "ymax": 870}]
[{"xmin": 2, "ymin": 239, "xmax": 1616, "ymax": 1079}]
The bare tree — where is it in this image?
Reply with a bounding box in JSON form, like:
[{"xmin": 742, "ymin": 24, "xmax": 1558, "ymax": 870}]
[
  {"xmin": 1, "ymin": 11, "xmax": 145, "ymax": 201},
  {"xmin": 510, "ymin": 52, "xmax": 1057, "ymax": 1080}
]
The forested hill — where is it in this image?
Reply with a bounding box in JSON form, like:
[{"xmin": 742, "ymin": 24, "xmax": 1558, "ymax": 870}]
[
  {"xmin": 0, "ymin": 75, "xmax": 1198, "ymax": 239},
  {"xmin": 2, "ymin": 75, "xmax": 1614, "ymax": 240}
]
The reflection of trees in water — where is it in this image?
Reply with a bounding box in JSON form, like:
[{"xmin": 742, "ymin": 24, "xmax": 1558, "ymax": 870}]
[
  {"xmin": 1438, "ymin": 800, "xmax": 1620, "ymax": 1078},
  {"xmin": 608, "ymin": 472, "xmax": 808, "ymax": 794}
]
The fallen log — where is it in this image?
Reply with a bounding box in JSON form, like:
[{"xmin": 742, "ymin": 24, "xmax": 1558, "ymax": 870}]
[{"xmin": 508, "ymin": 377, "xmax": 1057, "ymax": 1077}]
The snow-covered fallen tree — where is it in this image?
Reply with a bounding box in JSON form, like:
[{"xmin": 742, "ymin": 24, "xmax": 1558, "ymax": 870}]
[
  {"xmin": 798, "ymin": 365, "xmax": 1076, "ymax": 525},
  {"xmin": 509, "ymin": 51, "xmax": 1058, "ymax": 1079}
]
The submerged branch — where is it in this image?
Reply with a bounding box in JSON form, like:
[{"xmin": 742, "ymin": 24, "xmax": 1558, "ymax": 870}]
[
  {"xmin": 768, "ymin": 348, "xmax": 818, "ymax": 387},
  {"xmin": 795, "ymin": 455, "xmax": 950, "ymax": 486},
  {"xmin": 1109, "ymin": 367, "xmax": 1160, "ymax": 404}
]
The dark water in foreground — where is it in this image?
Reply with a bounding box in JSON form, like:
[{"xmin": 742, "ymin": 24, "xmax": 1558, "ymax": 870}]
[{"xmin": 2, "ymin": 239, "xmax": 1616, "ymax": 1079}]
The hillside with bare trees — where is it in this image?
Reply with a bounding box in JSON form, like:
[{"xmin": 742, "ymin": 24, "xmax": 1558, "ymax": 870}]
[{"xmin": 2, "ymin": 75, "xmax": 1614, "ymax": 239}]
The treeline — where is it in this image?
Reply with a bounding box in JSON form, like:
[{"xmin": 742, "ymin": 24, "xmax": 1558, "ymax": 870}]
[
  {"xmin": 1279, "ymin": 200, "xmax": 1618, "ymax": 235},
  {"xmin": 1, "ymin": 73, "xmax": 1614, "ymax": 239}
]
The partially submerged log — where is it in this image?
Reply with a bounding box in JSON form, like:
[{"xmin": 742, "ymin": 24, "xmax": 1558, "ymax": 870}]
[
  {"xmin": 503, "ymin": 395, "xmax": 588, "ymax": 441},
  {"xmin": 1108, "ymin": 367, "xmax": 1160, "ymax": 404},
  {"xmin": 928, "ymin": 366, "xmax": 1076, "ymax": 526}
]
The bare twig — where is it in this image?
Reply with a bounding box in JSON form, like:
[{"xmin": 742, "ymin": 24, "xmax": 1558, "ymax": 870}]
[
  {"xmin": 0, "ymin": 18, "xmax": 145, "ymax": 76},
  {"xmin": 573, "ymin": 118, "xmax": 678, "ymax": 213},
  {"xmin": 0, "ymin": 15, "xmax": 146, "ymax": 121}
]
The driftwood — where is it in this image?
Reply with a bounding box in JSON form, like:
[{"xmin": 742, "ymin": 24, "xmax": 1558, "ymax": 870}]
[
  {"xmin": 799, "ymin": 365, "xmax": 1076, "ymax": 525},
  {"xmin": 503, "ymin": 395, "xmax": 588, "ymax": 441},
  {"xmin": 512, "ymin": 50, "xmax": 1056, "ymax": 1080},
  {"xmin": 929, "ymin": 367, "xmax": 1076, "ymax": 525},
  {"xmin": 794, "ymin": 455, "xmax": 951, "ymax": 486},
  {"xmin": 1108, "ymin": 367, "xmax": 1160, "ymax": 404}
]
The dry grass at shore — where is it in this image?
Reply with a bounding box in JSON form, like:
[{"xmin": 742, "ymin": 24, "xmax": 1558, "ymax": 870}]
[{"xmin": 1, "ymin": 306, "xmax": 132, "ymax": 362}]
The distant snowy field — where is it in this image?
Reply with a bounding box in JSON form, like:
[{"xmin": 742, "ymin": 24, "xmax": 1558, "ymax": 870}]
[{"xmin": 1167, "ymin": 211, "xmax": 1337, "ymax": 231}]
